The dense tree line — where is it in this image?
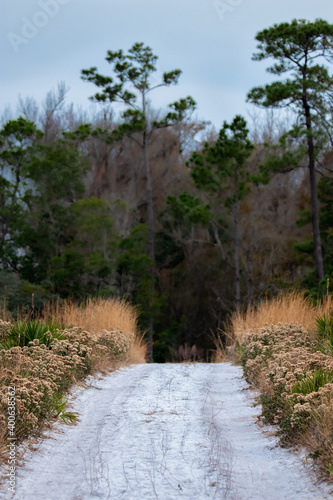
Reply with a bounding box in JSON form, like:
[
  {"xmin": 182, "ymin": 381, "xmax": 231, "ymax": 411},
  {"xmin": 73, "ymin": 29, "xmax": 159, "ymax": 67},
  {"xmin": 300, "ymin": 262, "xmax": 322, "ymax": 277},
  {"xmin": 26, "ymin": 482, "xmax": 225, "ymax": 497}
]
[{"xmin": 1, "ymin": 19, "xmax": 333, "ymax": 361}]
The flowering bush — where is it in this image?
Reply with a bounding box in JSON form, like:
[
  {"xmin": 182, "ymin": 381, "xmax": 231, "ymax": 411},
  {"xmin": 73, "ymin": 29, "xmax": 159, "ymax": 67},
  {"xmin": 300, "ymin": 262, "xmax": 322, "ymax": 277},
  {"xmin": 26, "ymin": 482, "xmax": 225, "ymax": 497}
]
[
  {"xmin": 0, "ymin": 314, "xmax": 138, "ymax": 461},
  {"xmin": 0, "ymin": 337, "xmax": 91, "ymax": 437},
  {"xmin": 239, "ymin": 322, "xmax": 333, "ymax": 476}
]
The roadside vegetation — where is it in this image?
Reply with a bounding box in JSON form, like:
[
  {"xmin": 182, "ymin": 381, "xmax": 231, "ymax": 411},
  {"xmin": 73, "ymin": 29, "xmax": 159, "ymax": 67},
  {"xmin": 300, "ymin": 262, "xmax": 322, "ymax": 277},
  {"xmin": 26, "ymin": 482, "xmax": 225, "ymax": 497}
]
[
  {"xmin": 0, "ymin": 298, "xmax": 146, "ymax": 464},
  {"xmin": 217, "ymin": 290, "xmax": 333, "ymax": 477}
]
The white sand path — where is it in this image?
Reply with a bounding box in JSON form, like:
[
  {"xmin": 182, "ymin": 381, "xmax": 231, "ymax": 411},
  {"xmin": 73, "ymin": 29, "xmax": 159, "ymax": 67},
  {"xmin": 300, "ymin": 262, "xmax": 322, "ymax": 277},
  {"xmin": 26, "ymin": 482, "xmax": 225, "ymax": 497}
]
[{"xmin": 0, "ymin": 363, "xmax": 332, "ymax": 499}]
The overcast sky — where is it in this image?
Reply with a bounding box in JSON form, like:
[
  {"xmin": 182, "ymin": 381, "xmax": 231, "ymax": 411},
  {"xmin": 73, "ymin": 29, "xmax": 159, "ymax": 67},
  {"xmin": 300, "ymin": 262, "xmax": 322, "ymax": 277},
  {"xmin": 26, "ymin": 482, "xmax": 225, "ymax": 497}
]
[{"xmin": 1, "ymin": 0, "xmax": 332, "ymax": 129}]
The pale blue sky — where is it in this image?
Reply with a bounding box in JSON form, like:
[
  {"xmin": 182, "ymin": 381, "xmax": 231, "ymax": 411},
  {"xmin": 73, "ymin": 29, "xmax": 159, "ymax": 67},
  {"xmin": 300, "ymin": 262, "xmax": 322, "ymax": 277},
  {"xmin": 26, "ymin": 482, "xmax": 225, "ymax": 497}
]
[{"xmin": 1, "ymin": 0, "xmax": 332, "ymax": 129}]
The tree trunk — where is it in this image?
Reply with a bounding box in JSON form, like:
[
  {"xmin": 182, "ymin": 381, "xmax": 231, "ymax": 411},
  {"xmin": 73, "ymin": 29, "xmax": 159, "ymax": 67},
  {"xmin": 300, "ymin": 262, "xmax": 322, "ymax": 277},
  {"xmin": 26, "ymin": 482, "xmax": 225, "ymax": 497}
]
[
  {"xmin": 146, "ymin": 318, "xmax": 154, "ymax": 364},
  {"xmin": 303, "ymin": 100, "xmax": 325, "ymax": 283},
  {"xmin": 142, "ymin": 130, "xmax": 155, "ymax": 264},
  {"xmin": 142, "ymin": 129, "xmax": 155, "ymax": 362},
  {"xmin": 246, "ymin": 255, "xmax": 253, "ymax": 306},
  {"xmin": 233, "ymin": 199, "xmax": 241, "ymax": 311}
]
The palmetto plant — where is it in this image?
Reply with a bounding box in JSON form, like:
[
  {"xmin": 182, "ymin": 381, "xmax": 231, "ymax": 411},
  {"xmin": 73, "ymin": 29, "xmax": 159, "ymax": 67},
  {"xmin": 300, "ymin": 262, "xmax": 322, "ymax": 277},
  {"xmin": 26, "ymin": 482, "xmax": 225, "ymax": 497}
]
[
  {"xmin": 0, "ymin": 319, "xmax": 65, "ymax": 350},
  {"xmin": 316, "ymin": 314, "xmax": 333, "ymax": 345},
  {"xmin": 52, "ymin": 393, "xmax": 80, "ymax": 424},
  {"xmin": 291, "ymin": 367, "xmax": 333, "ymax": 396}
]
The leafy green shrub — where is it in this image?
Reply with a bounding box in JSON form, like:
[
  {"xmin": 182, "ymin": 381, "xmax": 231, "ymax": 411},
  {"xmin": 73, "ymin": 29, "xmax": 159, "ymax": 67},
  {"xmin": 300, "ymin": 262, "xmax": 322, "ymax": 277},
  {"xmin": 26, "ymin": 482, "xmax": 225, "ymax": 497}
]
[
  {"xmin": 260, "ymin": 389, "xmax": 309, "ymax": 441},
  {"xmin": 260, "ymin": 393, "xmax": 286, "ymax": 424}
]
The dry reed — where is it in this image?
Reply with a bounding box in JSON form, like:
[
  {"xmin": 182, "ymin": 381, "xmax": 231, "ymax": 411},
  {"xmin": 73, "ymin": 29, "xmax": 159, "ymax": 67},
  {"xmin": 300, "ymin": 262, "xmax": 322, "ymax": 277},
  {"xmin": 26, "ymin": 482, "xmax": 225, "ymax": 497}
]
[
  {"xmin": 230, "ymin": 291, "xmax": 332, "ymax": 344},
  {"xmin": 45, "ymin": 297, "xmax": 146, "ymax": 365},
  {"xmin": 44, "ymin": 297, "xmax": 138, "ymax": 338},
  {"xmin": 126, "ymin": 333, "xmax": 147, "ymax": 365},
  {"xmin": 210, "ymin": 331, "xmax": 226, "ymax": 363}
]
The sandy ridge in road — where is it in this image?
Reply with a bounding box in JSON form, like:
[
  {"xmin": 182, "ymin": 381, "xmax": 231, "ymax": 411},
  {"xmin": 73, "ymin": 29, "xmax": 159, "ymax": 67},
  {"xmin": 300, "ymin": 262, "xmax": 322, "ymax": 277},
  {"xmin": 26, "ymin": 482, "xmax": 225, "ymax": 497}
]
[{"xmin": 0, "ymin": 363, "xmax": 332, "ymax": 499}]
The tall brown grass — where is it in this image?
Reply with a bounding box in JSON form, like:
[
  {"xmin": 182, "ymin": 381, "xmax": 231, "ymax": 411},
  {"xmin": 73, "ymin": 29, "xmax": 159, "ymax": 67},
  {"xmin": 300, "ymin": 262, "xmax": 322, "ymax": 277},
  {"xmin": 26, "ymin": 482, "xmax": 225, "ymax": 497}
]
[
  {"xmin": 126, "ymin": 333, "xmax": 147, "ymax": 365},
  {"xmin": 210, "ymin": 332, "xmax": 226, "ymax": 363},
  {"xmin": 45, "ymin": 297, "xmax": 147, "ymax": 365},
  {"xmin": 44, "ymin": 297, "xmax": 137, "ymax": 336},
  {"xmin": 229, "ymin": 291, "xmax": 332, "ymax": 345}
]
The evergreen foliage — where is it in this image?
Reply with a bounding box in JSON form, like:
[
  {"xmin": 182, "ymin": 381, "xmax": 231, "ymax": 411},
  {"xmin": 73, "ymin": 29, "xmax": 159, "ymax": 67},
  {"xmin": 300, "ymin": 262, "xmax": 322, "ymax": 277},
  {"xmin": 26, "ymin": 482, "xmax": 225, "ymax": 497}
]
[{"xmin": 1, "ymin": 27, "xmax": 332, "ymax": 360}]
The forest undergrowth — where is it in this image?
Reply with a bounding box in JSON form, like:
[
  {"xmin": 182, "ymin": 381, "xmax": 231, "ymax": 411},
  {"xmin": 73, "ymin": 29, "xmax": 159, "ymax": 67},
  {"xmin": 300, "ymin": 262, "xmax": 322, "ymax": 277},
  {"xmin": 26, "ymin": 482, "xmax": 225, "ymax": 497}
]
[
  {"xmin": 0, "ymin": 298, "xmax": 146, "ymax": 465},
  {"xmin": 217, "ymin": 290, "xmax": 333, "ymax": 478}
]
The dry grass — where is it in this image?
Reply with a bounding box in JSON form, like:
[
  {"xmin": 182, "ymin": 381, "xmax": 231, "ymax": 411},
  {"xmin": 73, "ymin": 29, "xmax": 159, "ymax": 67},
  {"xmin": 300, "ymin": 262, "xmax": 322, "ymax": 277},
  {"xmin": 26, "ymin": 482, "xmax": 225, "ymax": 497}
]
[
  {"xmin": 306, "ymin": 408, "xmax": 333, "ymax": 474},
  {"xmin": 126, "ymin": 334, "xmax": 147, "ymax": 365},
  {"xmin": 210, "ymin": 326, "xmax": 240, "ymax": 363},
  {"xmin": 169, "ymin": 344, "xmax": 204, "ymax": 363},
  {"xmin": 230, "ymin": 291, "xmax": 332, "ymax": 345},
  {"xmin": 45, "ymin": 297, "xmax": 138, "ymax": 338},
  {"xmin": 45, "ymin": 297, "xmax": 147, "ymax": 366},
  {"xmin": 210, "ymin": 332, "xmax": 226, "ymax": 363}
]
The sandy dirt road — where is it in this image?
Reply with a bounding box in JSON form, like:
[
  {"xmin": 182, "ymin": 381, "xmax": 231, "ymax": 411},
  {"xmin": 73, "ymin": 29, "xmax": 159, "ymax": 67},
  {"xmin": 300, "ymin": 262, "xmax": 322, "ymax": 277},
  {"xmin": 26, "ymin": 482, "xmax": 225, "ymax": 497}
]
[{"xmin": 0, "ymin": 363, "xmax": 332, "ymax": 500}]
